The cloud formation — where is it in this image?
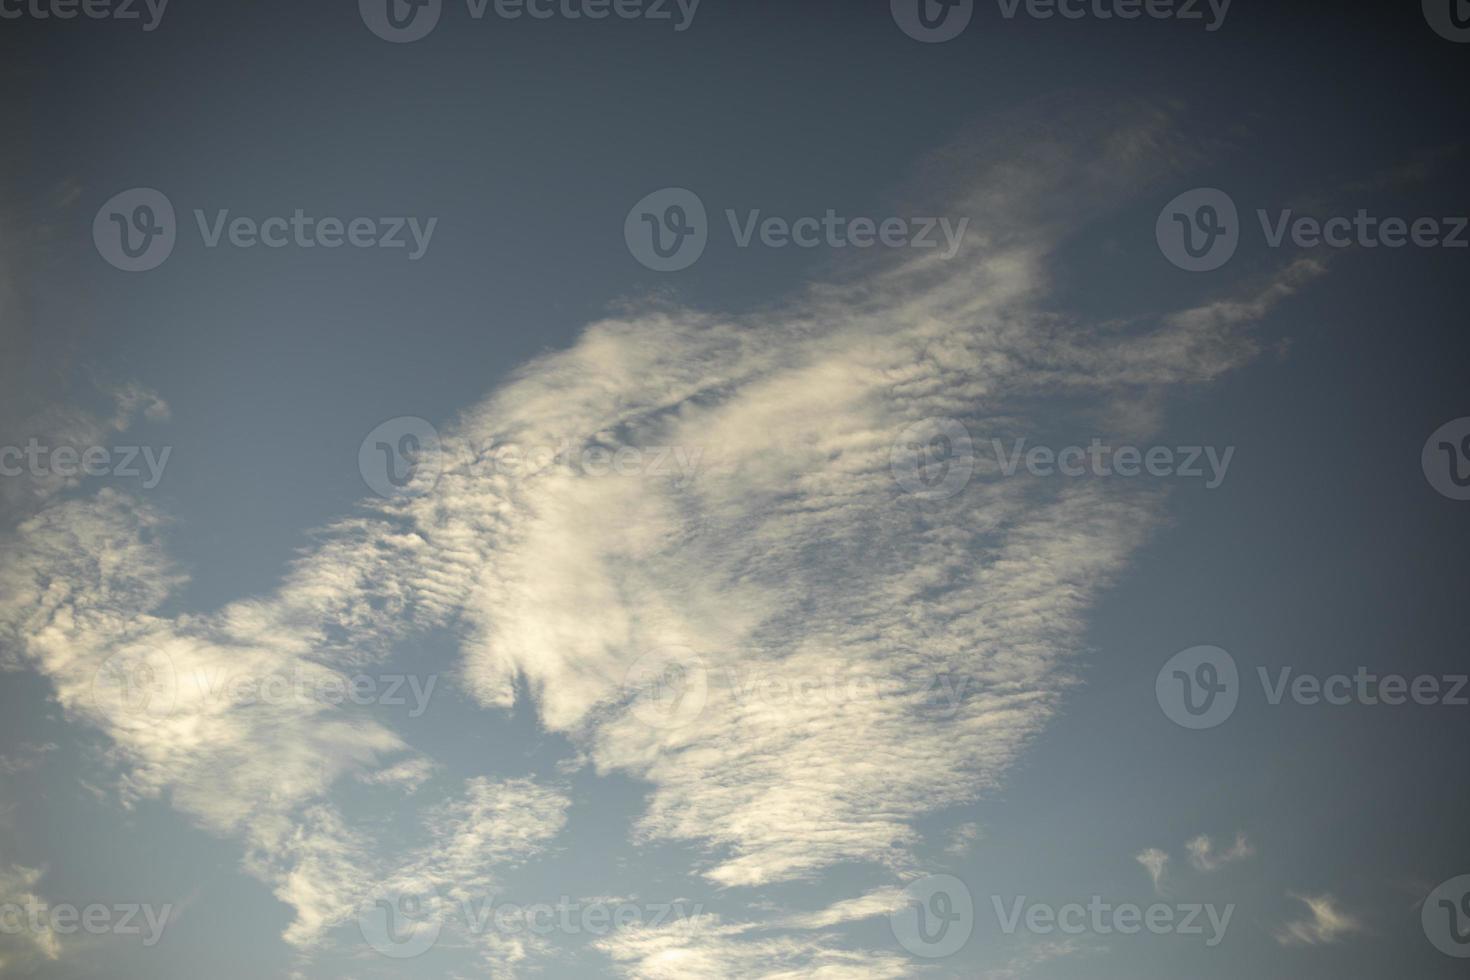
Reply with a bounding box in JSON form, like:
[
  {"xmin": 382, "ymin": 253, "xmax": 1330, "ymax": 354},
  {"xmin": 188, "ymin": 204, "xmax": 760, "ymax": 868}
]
[
  {"xmin": 1275, "ymin": 892, "xmax": 1363, "ymax": 946},
  {"xmin": 1186, "ymin": 832, "xmax": 1255, "ymax": 873},
  {"xmin": 0, "ymin": 101, "xmax": 1327, "ymax": 975}
]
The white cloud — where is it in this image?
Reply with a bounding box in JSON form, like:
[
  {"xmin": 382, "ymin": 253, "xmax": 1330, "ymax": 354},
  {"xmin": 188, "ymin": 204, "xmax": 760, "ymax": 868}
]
[
  {"xmin": 1135, "ymin": 848, "xmax": 1170, "ymax": 895},
  {"xmin": 1186, "ymin": 832, "xmax": 1255, "ymax": 873},
  {"xmin": 945, "ymin": 821, "xmax": 982, "ymax": 857},
  {"xmin": 0, "ymin": 101, "xmax": 1330, "ymax": 975},
  {"xmin": 1276, "ymin": 892, "xmax": 1363, "ymax": 946},
  {"xmin": 981, "ymin": 937, "xmax": 1100, "ymax": 979},
  {"xmin": 596, "ymin": 913, "xmax": 912, "ymax": 980},
  {"xmin": 0, "ymin": 864, "xmax": 61, "ymax": 967}
]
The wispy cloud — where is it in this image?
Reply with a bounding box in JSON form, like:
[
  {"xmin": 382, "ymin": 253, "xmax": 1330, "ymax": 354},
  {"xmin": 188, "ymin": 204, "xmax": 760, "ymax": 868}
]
[
  {"xmin": 0, "ymin": 100, "xmax": 1329, "ymax": 975},
  {"xmin": 1186, "ymin": 832, "xmax": 1255, "ymax": 873},
  {"xmin": 0, "ymin": 864, "xmax": 60, "ymax": 968},
  {"xmin": 1136, "ymin": 848, "xmax": 1170, "ymax": 895},
  {"xmin": 1276, "ymin": 892, "xmax": 1364, "ymax": 946}
]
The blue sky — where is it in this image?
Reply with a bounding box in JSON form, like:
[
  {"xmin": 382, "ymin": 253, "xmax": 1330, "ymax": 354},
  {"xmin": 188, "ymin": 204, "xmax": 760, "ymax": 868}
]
[{"xmin": 1, "ymin": 1, "xmax": 1469, "ymax": 977}]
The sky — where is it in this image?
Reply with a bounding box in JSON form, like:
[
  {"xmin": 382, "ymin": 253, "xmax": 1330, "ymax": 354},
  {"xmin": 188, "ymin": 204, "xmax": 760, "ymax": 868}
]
[{"xmin": 1, "ymin": 1, "xmax": 1469, "ymax": 977}]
